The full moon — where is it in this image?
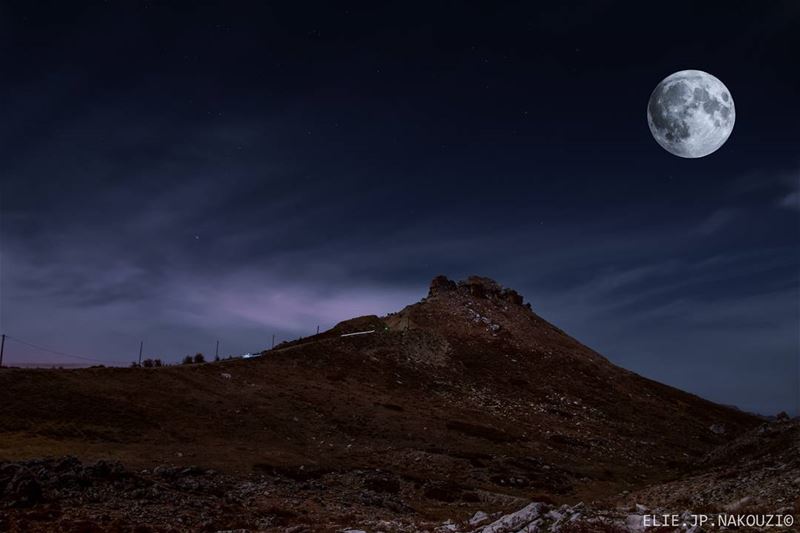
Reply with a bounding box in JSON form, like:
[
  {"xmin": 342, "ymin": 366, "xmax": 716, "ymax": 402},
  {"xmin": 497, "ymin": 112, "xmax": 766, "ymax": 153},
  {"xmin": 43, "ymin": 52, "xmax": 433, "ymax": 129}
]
[{"xmin": 647, "ymin": 70, "xmax": 735, "ymax": 158}]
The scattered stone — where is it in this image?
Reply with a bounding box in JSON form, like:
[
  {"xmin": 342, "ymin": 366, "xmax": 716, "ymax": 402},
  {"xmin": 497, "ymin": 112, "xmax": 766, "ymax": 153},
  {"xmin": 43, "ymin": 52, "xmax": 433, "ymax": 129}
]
[
  {"xmin": 363, "ymin": 471, "xmax": 400, "ymax": 494},
  {"xmin": 709, "ymin": 423, "xmax": 726, "ymax": 434},
  {"xmin": 438, "ymin": 520, "xmax": 458, "ymax": 532}
]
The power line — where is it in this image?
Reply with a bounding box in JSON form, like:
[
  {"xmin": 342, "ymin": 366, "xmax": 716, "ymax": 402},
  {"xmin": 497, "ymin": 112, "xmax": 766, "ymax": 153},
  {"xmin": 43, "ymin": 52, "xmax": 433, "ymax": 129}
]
[{"xmin": 3, "ymin": 335, "xmax": 121, "ymax": 364}]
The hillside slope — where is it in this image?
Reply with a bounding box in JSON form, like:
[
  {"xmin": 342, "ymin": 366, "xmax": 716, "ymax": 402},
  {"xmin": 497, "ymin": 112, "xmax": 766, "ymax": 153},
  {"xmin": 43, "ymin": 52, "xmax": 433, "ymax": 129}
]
[{"xmin": 0, "ymin": 276, "xmax": 759, "ymax": 530}]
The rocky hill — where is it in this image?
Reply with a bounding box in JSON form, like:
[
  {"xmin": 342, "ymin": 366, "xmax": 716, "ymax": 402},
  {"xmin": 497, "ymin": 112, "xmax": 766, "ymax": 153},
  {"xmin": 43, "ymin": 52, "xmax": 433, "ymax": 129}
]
[{"xmin": 0, "ymin": 276, "xmax": 762, "ymax": 531}]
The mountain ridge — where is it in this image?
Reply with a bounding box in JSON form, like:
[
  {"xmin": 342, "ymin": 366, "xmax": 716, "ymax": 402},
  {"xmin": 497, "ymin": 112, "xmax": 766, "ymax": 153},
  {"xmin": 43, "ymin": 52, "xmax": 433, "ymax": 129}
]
[{"xmin": 0, "ymin": 275, "xmax": 761, "ymax": 530}]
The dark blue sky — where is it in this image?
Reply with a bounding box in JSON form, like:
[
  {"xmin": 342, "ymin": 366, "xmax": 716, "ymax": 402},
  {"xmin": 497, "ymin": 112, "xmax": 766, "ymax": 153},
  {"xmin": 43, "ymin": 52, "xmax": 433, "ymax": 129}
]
[{"xmin": 1, "ymin": 1, "xmax": 798, "ymax": 415}]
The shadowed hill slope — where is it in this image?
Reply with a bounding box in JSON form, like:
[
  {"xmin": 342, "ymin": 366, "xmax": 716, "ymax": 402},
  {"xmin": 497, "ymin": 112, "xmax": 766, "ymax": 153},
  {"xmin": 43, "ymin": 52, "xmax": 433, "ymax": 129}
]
[{"xmin": 0, "ymin": 276, "xmax": 759, "ymax": 516}]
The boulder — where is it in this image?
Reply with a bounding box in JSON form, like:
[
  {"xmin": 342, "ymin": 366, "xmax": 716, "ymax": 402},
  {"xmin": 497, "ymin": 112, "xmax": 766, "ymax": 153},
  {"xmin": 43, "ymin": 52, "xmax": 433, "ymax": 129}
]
[
  {"xmin": 428, "ymin": 275, "xmax": 457, "ymax": 297},
  {"xmin": 363, "ymin": 470, "xmax": 400, "ymax": 494},
  {"xmin": 1, "ymin": 464, "xmax": 42, "ymax": 507},
  {"xmin": 459, "ymin": 276, "xmax": 501, "ymax": 298}
]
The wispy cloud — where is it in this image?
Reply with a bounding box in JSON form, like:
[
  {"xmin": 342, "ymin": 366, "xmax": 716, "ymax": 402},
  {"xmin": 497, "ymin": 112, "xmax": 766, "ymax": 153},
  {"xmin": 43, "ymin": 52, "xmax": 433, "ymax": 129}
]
[
  {"xmin": 692, "ymin": 208, "xmax": 740, "ymax": 236},
  {"xmin": 779, "ymin": 188, "xmax": 799, "ymax": 210},
  {"xmin": 172, "ymin": 272, "xmax": 420, "ymax": 333},
  {"xmin": 730, "ymin": 167, "xmax": 800, "ymax": 212}
]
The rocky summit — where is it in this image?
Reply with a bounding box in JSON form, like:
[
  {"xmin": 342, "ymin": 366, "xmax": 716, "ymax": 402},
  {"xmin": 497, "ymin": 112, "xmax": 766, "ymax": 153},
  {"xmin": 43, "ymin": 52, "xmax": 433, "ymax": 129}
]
[{"xmin": 0, "ymin": 276, "xmax": 788, "ymax": 532}]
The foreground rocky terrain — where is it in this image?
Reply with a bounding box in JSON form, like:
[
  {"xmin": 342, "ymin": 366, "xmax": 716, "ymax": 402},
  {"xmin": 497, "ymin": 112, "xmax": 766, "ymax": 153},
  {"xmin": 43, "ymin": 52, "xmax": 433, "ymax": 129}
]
[
  {"xmin": 0, "ymin": 276, "xmax": 783, "ymax": 531},
  {"xmin": 0, "ymin": 455, "xmax": 441, "ymax": 532},
  {"xmin": 2, "ymin": 418, "xmax": 797, "ymax": 533},
  {"xmin": 626, "ymin": 416, "xmax": 800, "ymax": 517}
]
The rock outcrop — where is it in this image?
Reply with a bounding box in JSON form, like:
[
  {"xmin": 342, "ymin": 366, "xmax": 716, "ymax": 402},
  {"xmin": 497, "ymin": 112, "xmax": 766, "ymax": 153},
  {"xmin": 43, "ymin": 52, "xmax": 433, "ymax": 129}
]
[{"xmin": 428, "ymin": 275, "xmax": 526, "ymax": 307}]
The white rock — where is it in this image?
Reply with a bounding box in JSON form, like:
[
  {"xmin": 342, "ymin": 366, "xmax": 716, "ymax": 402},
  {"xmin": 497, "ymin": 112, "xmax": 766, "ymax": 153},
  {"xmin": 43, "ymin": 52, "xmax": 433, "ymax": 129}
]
[
  {"xmin": 724, "ymin": 496, "xmax": 753, "ymax": 511},
  {"xmin": 479, "ymin": 502, "xmax": 545, "ymax": 533},
  {"xmin": 709, "ymin": 423, "xmax": 726, "ymax": 434},
  {"xmin": 220, "ymin": 373, "xmax": 232, "ymax": 379},
  {"xmin": 625, "ymin": 514, "xmax": 645, "ymax": 532},
  {"xmin": 545, "ymin": 510, "xmax": 563, "ymax": 521},
  {"xmin": 469, "ymin": 511, "xmax": 489, "ymax": 526}
]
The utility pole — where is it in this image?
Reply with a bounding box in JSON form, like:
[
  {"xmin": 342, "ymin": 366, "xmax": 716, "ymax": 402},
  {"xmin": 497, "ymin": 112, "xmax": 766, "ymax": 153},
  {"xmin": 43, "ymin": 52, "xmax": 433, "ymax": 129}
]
[
  {"xmin": 215, "ymin": 340, "xmax": 219, "ymax": 360},
  {"xmin": 0, "ymin": 334, "xmax": 5, "ymax": 368},
  {"xmin": 271, "ymin": 334, "xmax": 275, "ymax": 349},
  {"xmin": 138, "ymin": 341, "xmax": 143, "ymax": 366}
]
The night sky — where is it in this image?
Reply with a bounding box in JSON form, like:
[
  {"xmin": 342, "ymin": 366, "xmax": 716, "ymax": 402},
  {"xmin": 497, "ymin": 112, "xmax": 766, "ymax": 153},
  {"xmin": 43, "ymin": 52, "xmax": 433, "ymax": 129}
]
[{"xmin": 1, "ymin": 2, "xmax": 798, "ymax": 415}]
